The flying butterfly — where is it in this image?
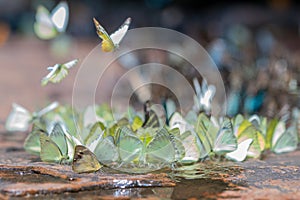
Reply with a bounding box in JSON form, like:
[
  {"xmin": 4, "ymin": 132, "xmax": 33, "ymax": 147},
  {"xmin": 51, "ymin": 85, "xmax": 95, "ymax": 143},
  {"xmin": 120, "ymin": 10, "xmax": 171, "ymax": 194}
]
[
  {"xmin": 41, "ymin": 59, "xmax": 78, "ymax": 86},
  {"xmin": 93, "ymin": 17, "xmax": 131, "ymax": 52},
  {"xmin": 72, "ymin": 145, "xmax": 102, "ymax": 173},
  {"xmin": 5, "ymin": 102, "xmax": 59, "ymax": 132},
  {"xmin": 34, "ymin": 1, "xmax": 69, "ymax": 40}
]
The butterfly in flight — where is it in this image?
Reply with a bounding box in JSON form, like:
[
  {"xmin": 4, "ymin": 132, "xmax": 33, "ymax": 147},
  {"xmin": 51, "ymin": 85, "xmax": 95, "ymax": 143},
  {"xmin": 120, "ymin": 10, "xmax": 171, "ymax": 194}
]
[
  {"xmin": 41, "ymin": 59, "xmax": 78, "ymax": 86},
  {"xmin": 93, "ymin": 17, "xmax": 131, "ymax": 52},
  {"xmin": 34, "ymin": 1, "xmax": 69, "ymax": 40}
]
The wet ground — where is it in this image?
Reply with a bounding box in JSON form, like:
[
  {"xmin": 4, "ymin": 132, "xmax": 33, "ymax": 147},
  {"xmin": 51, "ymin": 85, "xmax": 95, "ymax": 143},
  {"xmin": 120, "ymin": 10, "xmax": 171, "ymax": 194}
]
[{"xmin": 0, "ymin": 132, "xmax": 299, "ymax": 199}]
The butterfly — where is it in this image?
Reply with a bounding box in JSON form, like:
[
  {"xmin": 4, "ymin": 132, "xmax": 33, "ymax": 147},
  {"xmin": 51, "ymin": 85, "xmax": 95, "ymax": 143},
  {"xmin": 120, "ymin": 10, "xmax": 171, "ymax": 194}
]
[
  {"xmin": 5, "ymin": 102, "xmax": 59, "ymax": 132},
  {"xmin": 235, "ymin": 119, "xmax": 264, "ymax": 158},
  {"xmin": 144, "ymin": 128, "xmax": 178, "ymax": 165},
  {"xmin": 142, "ymin": 101, "xmax": 160, "ymax": 128},
  {"xmin": 34, "ymin": 1, "xmax": 69, "ymax": 40},
  {"xmin": 196, "ymin": 113, "xmax": 238, "ymax": 157},
  {"xmin": 193, "ymin": 78, "xmax": 216, "ymax": 114},
  {"xmin": 39, "ymin": 123, "xmax": 71, "ymax": 163},
  {"xmin": 72, "ymin": 145, "xmax": 102, "ymax": 173},
  {"xmin": 94, "ymin": 135, "xmax": 119, "ymax": 165},
  {"xmin": 267, "ymin": 120, "xmax": 298, "ymax": 154},
  {"xmin": 24, "ymin": 124, "xmax": 45, "ymax": 155},
  {"xmin": 272, "ymin": 126, "xmax": 298, "ymax": 154},
  {"xmin": 93, "ymin": 17, "xmax": 131, "ymax": 52},
  {"xmin": 116, "ymin": 126, "xmax": 143, "ymax": 163},
  {"xmin": 212, "ymin": 117, "xmax": 237, "ymax": 155},
  {"xmin": 169, "ymin": 112, "xmax": 204, "ymax": 163},
  {"xmin": 41, "ymin": 59, "xmax": 78, "ymax": 86},
  {"xmin": 226, "ymin": 139, "xmax": 253, "ymax": 162}
]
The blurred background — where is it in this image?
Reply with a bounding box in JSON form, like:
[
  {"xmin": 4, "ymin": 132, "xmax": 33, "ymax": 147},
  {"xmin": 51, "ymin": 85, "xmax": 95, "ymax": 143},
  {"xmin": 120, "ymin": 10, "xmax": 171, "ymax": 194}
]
[{"xmin": 0, "ymin": 0, "xmax": 300, "ymax": 129}]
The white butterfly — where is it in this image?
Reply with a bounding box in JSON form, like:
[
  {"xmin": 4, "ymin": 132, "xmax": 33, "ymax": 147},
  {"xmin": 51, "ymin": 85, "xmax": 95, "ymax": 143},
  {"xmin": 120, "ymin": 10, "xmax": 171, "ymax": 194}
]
[
  {"xmin": 5, "ymin": 102, "xmax": 59, "ymax": 132},
  {"xmin": 34, "ymin": 1, "xmax": 69, "ymax": 40},
  {"xmin": 41, "ymin": 59, "xmax": 78, "ymax": 86},
  {"xmin": 93, "ymin": 17, "xmax": 131, "ymax": 52},
  {"xmin": 193, "ymin": 78, "xmax": 216, "ymax": 114},
  {"xmin": 226, "ymin": 139, "xmax": 253, "ymax": 162}
]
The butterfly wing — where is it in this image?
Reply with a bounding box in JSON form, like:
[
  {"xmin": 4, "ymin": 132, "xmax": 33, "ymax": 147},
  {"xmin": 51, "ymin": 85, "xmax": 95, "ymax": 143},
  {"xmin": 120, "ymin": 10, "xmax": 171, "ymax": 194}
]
[
  {"xmin": 213, "ymin": 118, "xmax": 237, "ymax": 155},
  {"xmin": 34, "ymin": 5, "xmax": 57, "ymax": 40},
  {"xmin": 5, "ymin": 103, "xmax": 31, "ymax": 132},
  {"xmin": 237, "ymin": 120, "xmax": 262, "ymax": 158},
  {"xmin": 94, "ymin": 136, "xmax": 119, "ymax": 165},
  {"xmin": 226, "ymin": 139, "xmax": 253, "ymax": 162},
  {"xmin": 72, "ymin": 145, "xmax": 102, "ymax": 173},
  {"xmin": 272, "ymin": 126, "xmax": 298, "ymax": 154},
  {"xmin": 84, "ymin": 122, "xmax": 105, "ymax": 151},
  {"xmin": 63, "ymin": 59, "xmax": 78, "ymax": 69},
  {"xmin": 40, "ymin": 133, "xmax": 64, "ymax": 163},
  {"xmin": 142, "ymin": 102, "xmax": 160, "ymax": 128},
  {"xmin": 24, "ymin": 125, "xmax": 44, "ymax": 155},
  {"xmin": 93, "ymin": 18, "xmax": 115, "ymax": 52},
  {"xmin": 109, "ymin": 17, "xmax": 131, "ymax": 46},
  {"xmin": 49, "ymin": 123, "xmax": 68, "ymax": 156},
  {"xmin": 116, "ymin": 127, "xmax": 143, "ymax": 162},
  {"xmin": 146, "ymin": 128, "xmax": 175, "ymax": 164},
  {"xmin": 195, "ymin": 113, "xmax": 214, "ymax": 153},
  {"xmin": 51, "ymin": 1, "xmax": 69, "ymax": 32}
]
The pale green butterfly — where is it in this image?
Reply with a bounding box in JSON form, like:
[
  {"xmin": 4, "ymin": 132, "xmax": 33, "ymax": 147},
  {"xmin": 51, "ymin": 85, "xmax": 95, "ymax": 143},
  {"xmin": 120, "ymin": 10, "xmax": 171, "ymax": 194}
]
[
  {"xmin": 24, "ymin": 124, "xmax": 45, "ymax": 155},
  {"xmin": 39, "ymin": 123, "xmax": 70, "ymax": 163},
  {"xmin": 41, "ymin": 59, "xmax": 78, "ymax": 86},
  {"xmin": 226, "ymin": 139, "xmax": 253, "ymax": 162},
  {"xmin": 94, "ymin": 135, "xmax": 119, "ymax": 165},
  {"xmin": 5, "ymin": 102, "xmax": 59, "ymax": 132},
  {"xmin": 195, "ymin": 113, "xmax": 217, "ymax": 156},
  {"xmin": 72, "ymin": 145, "xmax": 102, "ymax": 174},
  {"xmin": 34, "ymin": 1, "xmax": 69, "ymax": 40},
  {"xmin": 116, "ymin": 126, "xmax": 143, "ymax": 163},
  {"xmin": 145, "ymin": 128, "xmax": 177, "ymax": 164},
  {"xmin": 212, "ymin": 117, "xmax": 237, "ymax": 155},
  {"xmin": 83, "ymin": 122, "xmax": 106, "ymax": 151},
  {"xmin": 272, "ymin": 125, "xmax": 298, "ymax": 154},
  {"xmin": 169, "ymin": 112, "xmax": 202, "ymax": 162},
  {"xmin": 93, "ymin": 17, "xmax": 131, "ymax": 52}
]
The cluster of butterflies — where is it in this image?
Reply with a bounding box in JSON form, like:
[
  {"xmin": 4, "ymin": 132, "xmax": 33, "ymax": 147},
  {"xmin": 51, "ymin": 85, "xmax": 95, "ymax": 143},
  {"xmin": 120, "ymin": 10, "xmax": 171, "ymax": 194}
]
[
  {"xmin": 34, "ymin": 1, "xmax": 131, "ymax": 86},
  {"xmin": 5, "ymin": 98, "xmax": 299, "ymax": 174}
]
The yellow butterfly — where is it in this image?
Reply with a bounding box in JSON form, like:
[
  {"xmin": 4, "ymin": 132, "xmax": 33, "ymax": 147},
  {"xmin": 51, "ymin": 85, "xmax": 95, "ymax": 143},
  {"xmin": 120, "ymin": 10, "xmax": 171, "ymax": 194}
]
[
  {"xmin": 72, "ymin": 145, "xmax": 102, "ymax": 173},
  {"xmin": 93, "ymin": 17, "xmax": 131, "ymax": 52}
]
